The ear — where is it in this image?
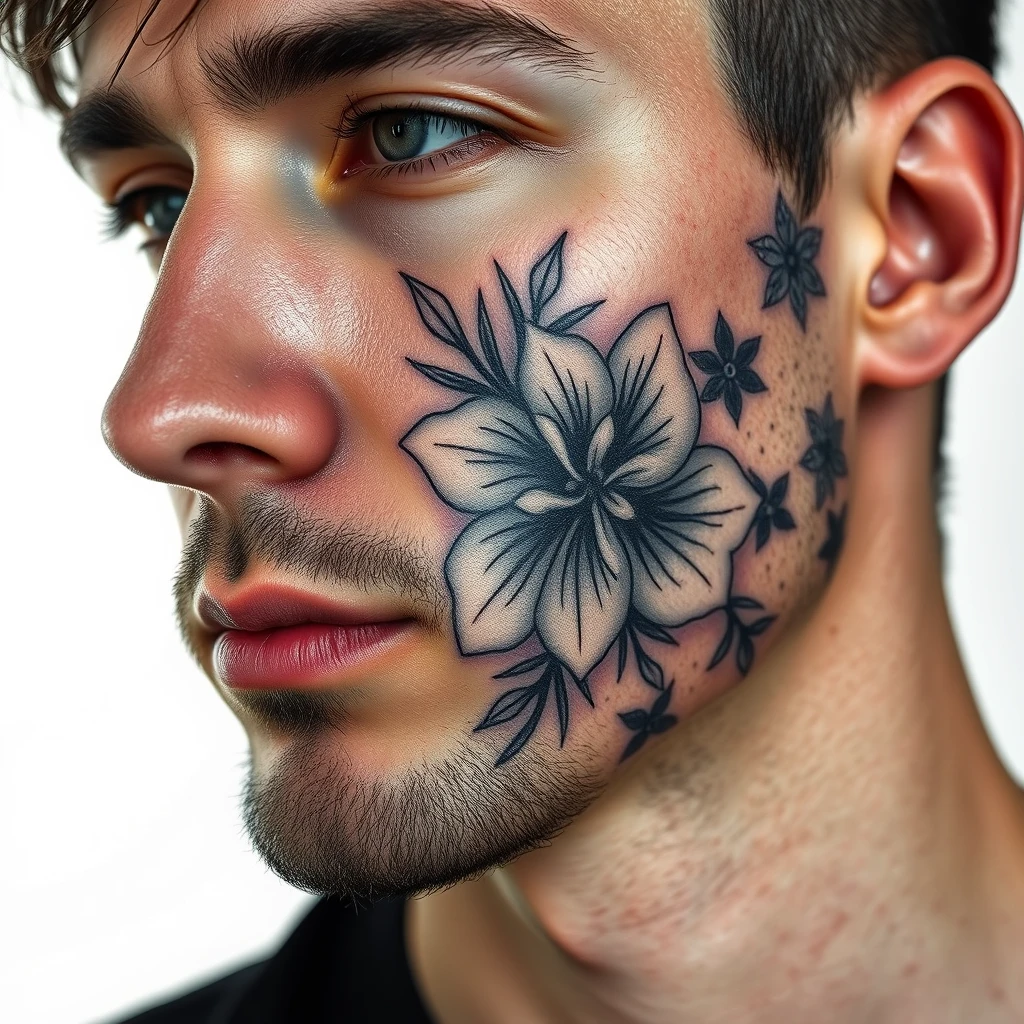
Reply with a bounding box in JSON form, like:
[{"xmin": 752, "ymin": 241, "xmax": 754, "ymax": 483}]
[{"xmin": 844, "ymin": 58, "xmax": 1024, "ymax": 389}]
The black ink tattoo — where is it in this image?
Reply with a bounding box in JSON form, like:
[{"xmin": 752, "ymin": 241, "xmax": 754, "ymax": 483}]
[
  {"xmin": 799, "ymin": 392, "xmax": 848, "ymax": 510},
  {"xmin": 748, "ymin": 470, "xmax": 797, "ymax": 551},
  {"xmin": 618, "ymin": 682, "xmax": 678, "ymax": 762},
  {"xmin": 749, "ymin": 191, "xmax": 826, "ymax": 331},
  {"xmin": 400, "ymin": 233, "xmax": 771, "ymax": 764},
  {"xmin": 690, "ymin": 312, "xmax": 767, "ymax": 427},
  {"xmin": 818, "ymin": 502, "xmax": 848, "ymax": 575},
  {"xmin": 707, "ymin": 596, "xmax": 777, "ymax": 677}
]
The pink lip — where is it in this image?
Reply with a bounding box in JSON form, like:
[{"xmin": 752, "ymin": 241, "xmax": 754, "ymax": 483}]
[
  {"xmin": 213, "ymin": 621, "xmax": 409, "ymax": 689},
  {"xmin": 198, "ymin": 585, "xmax": 412, "ymax": 689}
]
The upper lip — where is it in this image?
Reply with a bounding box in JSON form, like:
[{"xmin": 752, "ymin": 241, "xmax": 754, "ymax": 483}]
[{"xmin": 196, "ymin": 584, "xmax": 404, "ymax": 633}]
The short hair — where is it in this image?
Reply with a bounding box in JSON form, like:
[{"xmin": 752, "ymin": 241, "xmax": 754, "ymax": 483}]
[
  {"xmin": 708, "ymin": 0, "xmax": 999, "ymax": 217},
  {"xmin": 0, "ymin": 0, "xmax": 1003, "ymax": 485}
]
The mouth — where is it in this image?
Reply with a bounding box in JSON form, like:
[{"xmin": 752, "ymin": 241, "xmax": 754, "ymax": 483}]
[{"xmin": 197, "ymin": 584, "xmax": 414, "ymax": 690}]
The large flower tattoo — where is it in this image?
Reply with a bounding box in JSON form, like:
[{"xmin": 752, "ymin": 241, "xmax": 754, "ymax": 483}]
[
  {"xmin": 748, "ymin": 191, "xmax": 826, "ymax": 331},
  {"xmin": 400, "ymin": 235, "xmax": 761, "ymax": 762},
  {"xmin": 404, "ymin": 304, "xmax": 758, "ymax": 680}
]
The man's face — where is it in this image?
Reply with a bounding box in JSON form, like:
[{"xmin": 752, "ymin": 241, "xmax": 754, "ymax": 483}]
[{"xmin": 75, "ymin": 0, "xmax": 842, "ymax": 897}]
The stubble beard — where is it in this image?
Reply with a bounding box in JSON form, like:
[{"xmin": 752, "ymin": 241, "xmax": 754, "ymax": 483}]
[{"xmin": 239, "ymin": 727, "xmax": 603, "ymax": 901}]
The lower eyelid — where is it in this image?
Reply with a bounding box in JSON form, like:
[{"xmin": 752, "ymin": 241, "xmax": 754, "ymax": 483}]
[{"xmin": 345, "ymin": 131, "xmax": 505, "ymax": 180}]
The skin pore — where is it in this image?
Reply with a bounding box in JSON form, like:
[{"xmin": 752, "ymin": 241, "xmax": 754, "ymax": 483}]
[{"xmin": 65, "ymin": 0, "xmax": 1024, "ymax": 1020}]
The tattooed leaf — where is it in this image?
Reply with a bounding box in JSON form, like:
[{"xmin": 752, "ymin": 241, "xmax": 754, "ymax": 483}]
[
  {"xmin": 632, "ymin": 618, "xmax": 679, "ymax": 646},
  {"xmin": 495, "ymin": 686, "xmax": 547, "ymax": 766},
  {"xmin": 690, "ymin": 349, "xmax": 724, "ymax": 375},
  {"xmin": 620, "ymin": 731, "xmax": 650, "ymax": 762},
  {"xmin": 763, "ymin": 266, "xmax": 790, "ymax": 308},
  {"xmin": 749, "ymin": 235, "xmax": 785, "ymax": 267},
  {"xmin": 737, "ymin": 634, "xmax": 755, "ymax": 676},
  {"xmin": 651, "ymin": 681, "xmax": 674, "ymax": 718},
  {"xmin": 731, "ymin": 596, "xmax": 764, "ymax": 610},
  {"xmin": 800, "ymin": 447, "xmax": 827, "ymax": 472},
  {"xmin": 701, "ymin": 376, "xmax": 727, "ymax": 403},
  {"xmin": 773, "ymin": 508, "xmax": 796, "ymax": 530},
  {"xmin": 402, "ymin": 274, "xmax": 470, "ymax": 353},
  {"xmin": 493, "ymin": 652, "xmax": 550, "ymax": 679},
  {"xmin": 796, "ymin": 226, "xmax": 823, "ymax": 260},
  {"xmin": 650, "ymin": 715, "xmax": 677, "ymax": 734},
  {"xmin": 529, "ymin": 231, "xmax": 566, "ymax": 321},
  {"xmin": 476, "ymin": 685, "xmax": 538, "ymax": 731},
  {"xmin": 708, "ymin": 619, "xmax": 734, "ymax": 670},
  {"xmin": 800, "ymin": 261, "xmax": 827, "ymax": 296},
  {"xmin": 573, "ymin": 671, "xmax": 595, "ymax": 706},
  {"xmin": 768, "ymin": 473, "xmax": 790, "ymax": 505},
  {"xmin": 407, "ymin": 360, "xmax": 493, "ymax": 397},
  {"xmin": 636, "ymin": 647, "xmax": 665, "ymax": 690},
  {"xmin": 791, "ymin": 285, "xmax": 808, "ymax": 331},
  {"xmin": 735, "ymin": 335, "xmax": 761, "ymax": 368},
  {"xmin": 553, "ymin": 668, "xmax": 570, "ymax": 746},
  {"xmin": 724, "ymin": 381, "xmax": 743, "ymax": 425},
  {"xmin": 775, "ymin": 191, "xmax": 797, "ymax": 245},
  {"xmin": 746, "ymin": 615, "xmax": 776, "ymax": 637},
  {"xmin": 546, "ymin": 300, "xmax": 605, "ymax": 335},
  {"xmin": 755, "ymin": 516, "xmax": 771, "ymax": 551},
  {"xmin": 616, "ymin": 631, "xmax": 628, "ymax": 681},
  {"xmin": 477, "ymin": 291, "xmax": 509, "ymax": 390},
  {"xmin": 619, "ymin": 709, "xmax": 649, "ymax": 730},
  {"xmin": 714, "ymin": 312, "xmax": 735, "ymax": 360},
  {"xmin": 495, "ymin": 260, "xmax": 527, "ymax": 358},
  {"xmin": 735, "ymin": 368, "xmax": 767, "ymax": 394}
]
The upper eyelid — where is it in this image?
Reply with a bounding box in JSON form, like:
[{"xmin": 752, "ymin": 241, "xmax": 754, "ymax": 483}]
[{"xmin": 330, "ymin": 97, "xmax": 496, "ymax": 140}]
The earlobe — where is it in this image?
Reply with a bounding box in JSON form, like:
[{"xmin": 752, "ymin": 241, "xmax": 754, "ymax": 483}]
[{"xmin": 851, "ymin": 59, "xmax": 1024, "ymax": 389}]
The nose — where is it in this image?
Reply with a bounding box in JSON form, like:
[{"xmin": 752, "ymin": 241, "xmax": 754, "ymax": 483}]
[{"xmin": 102, "ymin": 218, "xmax": 342, "ymax": 499}]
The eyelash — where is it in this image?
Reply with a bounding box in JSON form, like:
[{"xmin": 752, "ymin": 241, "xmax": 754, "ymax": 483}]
[
  {"xmin": 101, "ymin": 187, "xmax": 178, "ymax": 247},
  {"xmin": 102, "ymin": 197, "xmax": 141, "ymax": 241}
]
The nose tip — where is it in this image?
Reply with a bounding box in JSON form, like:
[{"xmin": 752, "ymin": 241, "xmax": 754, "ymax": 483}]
[{"xmin": 102, "ymin": 370, "xmax": 341, "ymax": 492}]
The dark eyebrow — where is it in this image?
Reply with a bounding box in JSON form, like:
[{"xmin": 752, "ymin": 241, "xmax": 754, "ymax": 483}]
[
  {"xmin": 61, "ymin": 0, "xmax": 594, "ymax": 167},
  {"xmin": 60, "ymin": 88, "xmax": 173, "ymax": 168}
]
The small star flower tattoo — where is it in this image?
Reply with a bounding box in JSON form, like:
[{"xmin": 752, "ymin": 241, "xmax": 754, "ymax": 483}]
[
  {"xmin": 690, "ymin": 312, "xmax": 767, "ymax": 427},
  {"xmin": 818, "ymin": 503, "xmax": 848, "ymax": 575},
  {"xmin": 618, "ymin": 682, "xmax": 678, "ymax": 761},
  {"xmin": 799, "ymin": 392, "xmax": 848, "ymax": 510},
  {"xmin": 748, "ymin": 470, "xmax": 797, "ymax": 551},
  {"xmin": 748, "ymin": 191, "xmax": 826, "ymax": 331}
]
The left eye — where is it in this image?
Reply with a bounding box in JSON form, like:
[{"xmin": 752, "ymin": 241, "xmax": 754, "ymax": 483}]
[{"xmin": 369, "ymin": 111, "xmax": 484, "ymax": 162}]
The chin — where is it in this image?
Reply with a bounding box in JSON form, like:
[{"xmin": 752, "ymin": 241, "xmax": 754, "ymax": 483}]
[{"xmin": 239, "ymin": 729, "xmax": 605, "ymax": 900}]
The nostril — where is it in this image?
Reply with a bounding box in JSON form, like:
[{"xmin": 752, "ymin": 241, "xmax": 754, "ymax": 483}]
[{"xmin": 184, "ymin": 441, "xmax": 278, "ymax": 468}]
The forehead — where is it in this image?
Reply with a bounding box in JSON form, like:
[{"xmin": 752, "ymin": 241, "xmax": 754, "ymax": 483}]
[{"xmin": 79, "ymin": 0, "xmax": 710, "ymax": 102}]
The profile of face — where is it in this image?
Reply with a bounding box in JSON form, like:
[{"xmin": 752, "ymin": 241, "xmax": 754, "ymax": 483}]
[{"xmin": 78, "ymin": 0, "xmax": 848, "ymax": 900}]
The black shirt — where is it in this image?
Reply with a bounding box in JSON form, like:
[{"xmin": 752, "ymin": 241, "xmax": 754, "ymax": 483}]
[{"xmin": 106, "ymin": 897, "xmax": 434, "ymax": 1023}]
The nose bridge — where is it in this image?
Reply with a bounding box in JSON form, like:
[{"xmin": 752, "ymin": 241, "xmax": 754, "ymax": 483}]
[{"xmin": 102, "ymin": 192, "xmax": 343, "ymax": 492}]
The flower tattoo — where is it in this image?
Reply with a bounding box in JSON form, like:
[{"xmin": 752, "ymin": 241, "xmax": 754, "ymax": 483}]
[
  {"xmin": 690, "ymin": 312, "xmax": 767, "ymax": 427},
  {"xmin": 748, "ymin": 470, "xmax": 797, "ymax": 551},
  {"xmin": 799, "ymin": 392, "xmax": 848, "ymax": 510},
  {"xmin": 400, "ymin": 234, "xmax": 766, "ymax": 763},
  {"xmin": 748, "ymin": 191, "xmax": 826, "ymax": 331}
]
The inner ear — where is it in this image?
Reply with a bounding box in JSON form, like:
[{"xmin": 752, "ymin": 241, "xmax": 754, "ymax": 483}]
[
  {"xmin": 869, "ymin": 88, "xmax": 1004, "ymax": 311},
  {"xmin": 868, "ymin": 170, "xmax": 955, "ymax": 306}
]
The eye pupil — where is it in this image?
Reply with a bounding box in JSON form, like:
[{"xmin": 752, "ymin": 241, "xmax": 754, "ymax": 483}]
[
  {"xmin": 141, "ymin": 188, "xmax": 186, "ymax": 235},
  {"xmin": 373, "ymin": 112, "xmax": 428, "ymax": 161}
]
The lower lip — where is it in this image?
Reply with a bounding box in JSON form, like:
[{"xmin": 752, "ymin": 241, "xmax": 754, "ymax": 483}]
[{"xmin": 213, "ymin": 621, "xmax": 410, "ymax": 689}]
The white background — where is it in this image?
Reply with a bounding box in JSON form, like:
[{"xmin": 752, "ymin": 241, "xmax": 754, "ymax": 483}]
[{"xmin": 2, "ymin": 11, "xmax": 1023, "ymax": 1023}]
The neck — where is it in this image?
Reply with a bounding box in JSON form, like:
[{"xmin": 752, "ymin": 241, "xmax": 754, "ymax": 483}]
[{"xmin": 408, "ymin": 385, "xmax": 1024, "ymax": 1024}]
